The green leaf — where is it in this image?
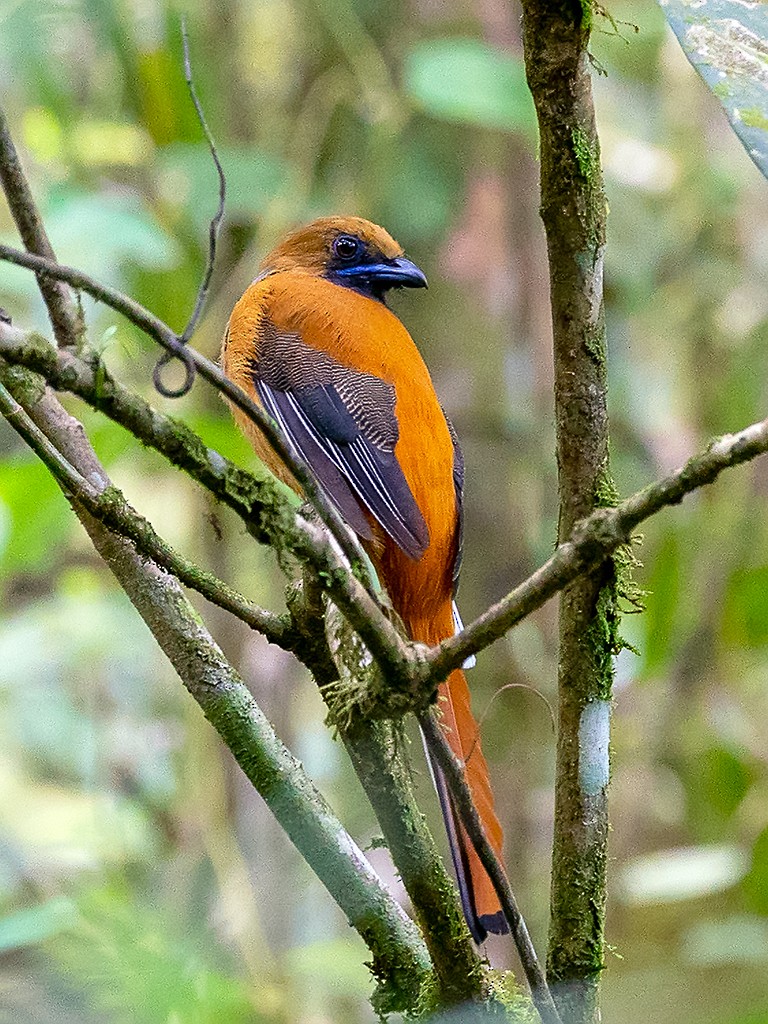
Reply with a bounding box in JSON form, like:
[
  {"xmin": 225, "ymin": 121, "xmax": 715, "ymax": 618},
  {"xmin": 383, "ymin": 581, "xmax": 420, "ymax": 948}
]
[
  {"xmin": 642, "ymin": 527, "xmax": 681, "ymax": 673},
  {"xmin": 49, "ymin": 887, "xmax": 265, "ymax": 1024},
  {"xmin": 40, "ymin": 189, "xmax": 180, "ymax": 291},
  {"xmin": 661, "ymin": 0, "xmax": 768, "ymax": 180},
  {"xmin": 404, "ymin": 38, "xmax": 537, "ymax": 138},
  {"xmin": 698, "ymin": 744, "xmax": 753, "ymax": 820},
  {"xmin": 379, "ymin": 135, "xmax": 456, "ymax": 240}
]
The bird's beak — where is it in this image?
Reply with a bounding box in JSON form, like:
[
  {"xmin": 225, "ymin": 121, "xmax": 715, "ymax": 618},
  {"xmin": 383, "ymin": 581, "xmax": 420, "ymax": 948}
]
[{"xmin": 337, "ymin": 256, "xmax": 428, "ymax": 289}]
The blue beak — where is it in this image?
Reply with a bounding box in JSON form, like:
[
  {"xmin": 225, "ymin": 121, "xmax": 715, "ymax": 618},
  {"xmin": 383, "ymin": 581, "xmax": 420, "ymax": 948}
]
[{"xmin": 336, "ymin": 255, "xmax": 428, "ymax": 289}]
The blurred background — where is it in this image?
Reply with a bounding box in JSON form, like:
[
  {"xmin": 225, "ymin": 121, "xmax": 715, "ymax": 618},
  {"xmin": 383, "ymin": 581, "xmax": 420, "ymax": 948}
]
[{"xmin": 1, "ymin": 1, "xmax": 768, "ymax": 1021}]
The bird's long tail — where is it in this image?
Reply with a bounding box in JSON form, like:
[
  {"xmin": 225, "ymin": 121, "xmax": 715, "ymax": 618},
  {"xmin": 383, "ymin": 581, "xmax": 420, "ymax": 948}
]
[{"xmin": 409, "ymin": 605, "xmax": 509, "ymax": 943}]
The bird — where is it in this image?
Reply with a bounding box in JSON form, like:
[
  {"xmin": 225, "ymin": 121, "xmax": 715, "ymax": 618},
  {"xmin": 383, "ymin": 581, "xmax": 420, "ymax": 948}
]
[{"xmin": 221, "ymin": 215, "xmax": 508, "ymax": 943}]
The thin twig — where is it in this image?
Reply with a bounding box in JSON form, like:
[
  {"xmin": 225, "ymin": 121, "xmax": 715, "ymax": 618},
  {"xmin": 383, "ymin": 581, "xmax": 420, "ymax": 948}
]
[
  {"xmin": 179, "ymin": 16, "xmax": 225, "ymax": 344},
  {"xmin": 153, "ymin": 17, "xmax": 227, "ymax": 396},
  {"xmin": 0, "ymin": 242, "xmax": 376, "ymax": 588},
  {"xmin": 463, "ymin": 683, "xmax": 555, "ymax": 768},
  {"xmin": 418, "ymin": 711, "xmax": 562, "ymax": 1024},
  {"xmin": 0, "ymin": 382, "xmax": 93, "ymax": 490},
  {"xmin": 0, "ymin": 107, "xmax": 83, "ymax": 347}
]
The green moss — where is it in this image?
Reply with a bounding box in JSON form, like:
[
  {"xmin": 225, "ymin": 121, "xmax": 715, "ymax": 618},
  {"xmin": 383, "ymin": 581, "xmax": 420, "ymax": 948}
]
[
  {"xmin": 584, "ymin": 313, "xmax": 606, "ymax": 369},
  {"xmin": 572, "ymin": 126, "xmax": 598, "ymax": 182},
  {"xmin": 595, "ymin": 467, "xmax": 645, "ymax": 616},
  {"xmin": 361, "ymin": 916, "xmax": 431, "ymax": 1018},
  {"xmin": 414, "ymin": 968, "xmax": 537, "ymax": 1021},
  {"xmin": 580, "ymin": 0, "xmax": 594, "ymax": 32},
  {"xmin": 589, "ymin": 467, "xmax": 645, "ymax": 679},
  {"xmin": 0, "ymin": 363, "xmax": 46, "ymax": 406},
  {"xmin": 486, "ymin": 971, "xmax": 538, "ymax": 1022}
]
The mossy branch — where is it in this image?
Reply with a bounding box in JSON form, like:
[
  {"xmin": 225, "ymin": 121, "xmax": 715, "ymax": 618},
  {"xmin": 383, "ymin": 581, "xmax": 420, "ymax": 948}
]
[
  {"xmin": 324, "ymin": 605, "xmax": 488, "ymax": 1006},
  {"xmin": 0, "ymin": 240, "xmax": 378, "ymax": 581},
  {"xmin": 426, "ymin": 416, "xmax": 768, "ymax": 678},
  {"xmin": 0, "ymin": 321, "xmax": 418, "ymax": 694},
  {"xmin": 520, "ymin": 2, "xmax": 612, "ymax": 1020},
  {"xmin": 0, "ymin": 367, "xmax": 292, "ymax": 647}
]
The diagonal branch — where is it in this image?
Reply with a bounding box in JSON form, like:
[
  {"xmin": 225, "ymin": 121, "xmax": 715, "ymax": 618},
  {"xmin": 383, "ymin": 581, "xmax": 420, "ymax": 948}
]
[
  {"xmin": 0, "ymin": 319, "xmax": 417, "ymax": 692},
  {"xmin": 427, "ymin": 416, "xmax": 768, "ymax": 681},
  {"xmin": 0, "ymin": 374, "xmax": 290, "ymax": 647},
  {"xmin": 1, "ymin": 328, "xmax": 495, "ymax": 1006},
  {"xmin": 4, "ymin": 323, "xmax": 768, "ymax": 702},
  {"xmin": 0, "ymin": 240, "xmax": 375, "ymax": 583}
]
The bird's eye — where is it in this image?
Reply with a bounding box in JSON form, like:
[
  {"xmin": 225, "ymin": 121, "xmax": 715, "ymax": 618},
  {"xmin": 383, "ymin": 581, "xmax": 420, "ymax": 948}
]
[{"xmin": 332, "ymin": 234, "xmax": 361, "ymax": 261}]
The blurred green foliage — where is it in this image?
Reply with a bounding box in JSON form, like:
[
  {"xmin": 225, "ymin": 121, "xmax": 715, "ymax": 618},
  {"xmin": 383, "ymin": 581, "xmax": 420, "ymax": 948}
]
[{"xmin": 1, "ymin": 1, "xmax": 768, "ymax": 1022}]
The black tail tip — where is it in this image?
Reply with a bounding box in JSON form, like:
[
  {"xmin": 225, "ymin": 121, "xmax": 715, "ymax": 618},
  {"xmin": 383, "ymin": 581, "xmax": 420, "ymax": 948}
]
[{"xmin": 469, "ymin": 910, "xmax": 510, "ymax": 944}]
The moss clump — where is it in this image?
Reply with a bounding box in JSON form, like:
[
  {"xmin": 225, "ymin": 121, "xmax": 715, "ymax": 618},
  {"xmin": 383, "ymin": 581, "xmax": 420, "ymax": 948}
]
[
  {"xmin": 595, "ymin": 467, "xmax": 645, "ymax": 617},
  {"xmin": 572, "ymin": 126, "xmax": 598, "ymax": 182},
  {"xmin": 0, "ymin": 362, "xmax": 46, "ymax": 406},
  {"xmin": 414, "ymin": 967, "xmax": 538, "ymax": 1022},
  {"xmin": 588, "ymin": 467, "xmax": 646, "ymax": 686}
]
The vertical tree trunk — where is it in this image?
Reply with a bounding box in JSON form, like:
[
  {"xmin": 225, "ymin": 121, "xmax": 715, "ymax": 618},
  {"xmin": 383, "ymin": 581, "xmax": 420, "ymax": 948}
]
[{"xmin": 520, "ymin": 4, "xmax": 615, "ymax": 1021}]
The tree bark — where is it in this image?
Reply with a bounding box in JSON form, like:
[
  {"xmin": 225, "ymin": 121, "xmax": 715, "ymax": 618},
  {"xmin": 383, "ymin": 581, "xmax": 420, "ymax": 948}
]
[{"xmin": 520, "ymin": 4, "xmax": 613, "ymax": 1022}]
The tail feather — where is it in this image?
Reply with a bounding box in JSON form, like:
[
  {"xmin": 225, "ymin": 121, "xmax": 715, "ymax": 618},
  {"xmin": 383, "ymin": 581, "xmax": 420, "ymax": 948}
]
[
  {"xmin": 404, "ymin": 600, "xmax": 508, "ymax": 942},
  {"xmin": 421, "ymin": 669, "xmax": 509, "ymax": 943}
]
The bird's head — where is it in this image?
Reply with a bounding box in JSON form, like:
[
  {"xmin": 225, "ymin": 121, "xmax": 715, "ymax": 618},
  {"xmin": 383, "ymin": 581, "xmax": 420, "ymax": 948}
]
[{"xmin": 260, "ymin": 216, "xmax": 427, "ymax": 302}]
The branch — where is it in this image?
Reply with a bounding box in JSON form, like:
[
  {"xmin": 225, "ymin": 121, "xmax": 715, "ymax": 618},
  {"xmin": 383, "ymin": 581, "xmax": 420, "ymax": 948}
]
[
  {"xmin": 0, "ymin": 320, "xmax": 419, "ymax": 694},
  {"xmin": 179, "ymin": 19, "xmax": 226, "ymax": 346},
  {"xmin": 419, "ymin": 712, "xmax": 562, "ymax": 1024},
  {"xmin": 324, "ymin": 606, "xmax": 487, "ymax": 1005},
  {"xmin": 0, "ymin": 373, "xmax": 290, "ymax": 647},
  {"xmin": 0, "ymin": 108, "xmax": 84, "ymax": 347},
  {"xmin": 3, "ymin": 357, "xmax": 484, "ymax": 1007},
  {"xmin": 153, "ymin": 18, "xmax": 226, "ymax": 396},
  {"xmin": 5, "ymin": 322, "xmax": 768, "ymax": 701},
  {"xmin": 0, "ymin": 241, "xmax": 375, "ymax": 584},
  {"xmin": 0, "ymin": 364, "xmax": 432, "ymax": 1015},
  {"xmin": 0, "ymin": 98, "xmax": 496, "ymax": 1016},
  {"xmin": 429, "ymin": 416, "xmax": 768, "ymax": 680}
]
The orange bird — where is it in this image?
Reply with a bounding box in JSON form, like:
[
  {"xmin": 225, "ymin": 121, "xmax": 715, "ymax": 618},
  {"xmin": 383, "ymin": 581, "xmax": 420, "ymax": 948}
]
[{"xmin": 222, "ymin": 216, "xmax": 508, "ymax": 942}]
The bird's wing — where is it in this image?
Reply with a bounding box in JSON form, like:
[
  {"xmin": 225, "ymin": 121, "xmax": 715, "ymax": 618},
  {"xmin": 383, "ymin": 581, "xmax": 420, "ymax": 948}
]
[{"xmin": 253, "ymin": 320, "xmax": 429, "ymax": 560}]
